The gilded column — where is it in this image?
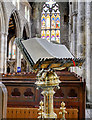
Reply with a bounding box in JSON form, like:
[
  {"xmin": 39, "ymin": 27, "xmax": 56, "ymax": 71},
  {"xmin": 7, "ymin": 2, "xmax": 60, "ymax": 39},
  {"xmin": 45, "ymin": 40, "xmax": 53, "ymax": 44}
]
[
  {"xmin": 35, "ymin": 69, "xmax": 61, "ymax": 118},
  {"xmin": 42, "ymin": 88, "xmax": 56, "ymax": 118}
]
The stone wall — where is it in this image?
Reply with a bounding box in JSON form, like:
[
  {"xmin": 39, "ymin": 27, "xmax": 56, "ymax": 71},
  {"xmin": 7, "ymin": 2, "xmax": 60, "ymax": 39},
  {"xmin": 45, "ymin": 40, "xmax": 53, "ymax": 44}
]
[
  {"xmin": 30, "ymin": 2, "xmax": 69, "ymax": 48},
  {"xmin": 0, "ymin": 0, "xmax": 31, "ymax": 73},
  {"xmin": 69, "ymin": 1, "xmax": 92, "ymax": 103}
]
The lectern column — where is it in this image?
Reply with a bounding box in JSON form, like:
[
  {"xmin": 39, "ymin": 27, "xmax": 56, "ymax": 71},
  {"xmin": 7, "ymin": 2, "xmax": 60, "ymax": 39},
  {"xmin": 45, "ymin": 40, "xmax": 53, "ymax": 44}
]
[{"xmin": 42, "ymin": 88, "xmax": 56, "ymax": 118}]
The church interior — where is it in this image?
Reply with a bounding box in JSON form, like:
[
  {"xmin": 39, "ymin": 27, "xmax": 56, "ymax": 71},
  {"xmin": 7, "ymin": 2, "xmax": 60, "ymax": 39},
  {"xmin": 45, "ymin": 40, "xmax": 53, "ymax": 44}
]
[{"xmin": 0, "ymin": 0, "xmax": 92, "ymax": 119}]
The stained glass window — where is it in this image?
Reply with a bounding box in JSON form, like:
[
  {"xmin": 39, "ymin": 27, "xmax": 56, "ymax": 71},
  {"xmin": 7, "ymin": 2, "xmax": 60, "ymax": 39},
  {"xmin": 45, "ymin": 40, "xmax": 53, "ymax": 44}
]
[
  {"xmin": 46, "ymin": 30, "xmax": 50, "ymax": 41},
  {"xmin": 41, "ymin": 30, "xmax": 45, "ymax": 39},
  {"xmin": 56, "ymin": 30, "xmax": 60, "ymax": 43},
  {"xmin": 41, "ymin": 14, "xmax": 45, "ymax": 29},
  {"xmin": 9, "ymin": 41, "xmax": 12, "ymax": 59},
  {"xmin": 8, "ymin": 37, "xmax": 17, "ymax": 59},
  {"xmin": 41, "ymin": 0, "xmax": 60, "ymax": 43},
  {"xmin": 56, "ymin": 14, "xmax": 60, "ymax": 29},
  {"xmin": 51, "ymin": 14, "xmax": 55, "ymax": 29},
  {"xmin": 12, "ymin": 41, "xmax": 16, "ymax": 59},
  {"xmin": 46, "ymin": 14, "xmax": 50, "ymax": 29},
  {"xmin": 51, "ymin": 30, "xmax": 55, "ymax": 41}
]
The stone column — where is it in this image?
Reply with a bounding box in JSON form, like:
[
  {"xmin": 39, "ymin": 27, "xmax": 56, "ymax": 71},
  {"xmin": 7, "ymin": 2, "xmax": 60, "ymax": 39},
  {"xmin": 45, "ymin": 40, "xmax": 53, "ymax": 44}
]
[
  {"xmin": 77, "ymin": 1, "xmax": 85, "ymax": 76},
  {"xmin": 72, "ymin": 2, "xmax": 78, "ymax": 73},
  {"xmin": 72, "ymin": 3, "xmax": 77, "ymax": 56},
  {"xmin": 77, "ymin": 1, "xmax": 85, "ymax": 58},
  {"xmin": 69, "ymin": 2, "xmax": 72, "ymax": 52},
  {"xmin": 69, "ymin": 2, "xmax": 77, "ymax": 73},
  {"xmin": 90, "ymin": 2, "xmax": 92, "ymax": 104},
  {"xmin": 0, "ymin": 32, "xmax": 5, "ymax": 73},
  {"xmin": 85, "ymin": 2, "xmax": 91, "ymax": 102},
  {"xmin": 4, "ymin": 33, "xmax": 8, "ymax": 74}
]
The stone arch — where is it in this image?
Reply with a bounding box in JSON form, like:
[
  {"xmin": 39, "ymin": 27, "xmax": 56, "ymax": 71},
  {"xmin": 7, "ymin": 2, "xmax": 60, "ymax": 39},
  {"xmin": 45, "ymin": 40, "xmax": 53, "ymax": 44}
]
[
  {"xmin": 0, "ymin": 2, "xmax": 7, "ymax": 73},
  {"xmin": 0, "ymin": 4, "xmax": 7, "ymax": 117},
  {"xmin": 0, "ymin": 3, "xmax": 6, "ymax": 33},
  {"xmin": 8, "ymin": 10, "xmax": 21, "ymax": 37},
  {"xmin": 7, "ymin": 10, "xmax": 21, "ymax": 57},
  {"xmin": 7, "ymin": 10, "xmax": 21, "ymax": 73},
  {"xmin": 21, "ymin": 23, "xmax": 30, "ymax": 72}
]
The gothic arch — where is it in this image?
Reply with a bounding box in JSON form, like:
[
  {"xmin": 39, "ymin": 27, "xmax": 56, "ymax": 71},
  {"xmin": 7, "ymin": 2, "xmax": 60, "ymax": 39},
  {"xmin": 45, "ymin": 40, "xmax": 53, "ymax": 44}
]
[
  {"xmin": 0, "ymin": 2, "xmax": 7, "ymax": 73},
  {"xmin": 7, "ymin": 10, "xmax": 21, "ymax": 55},
  {"xmin": 0, "ymin": 2, "xmax": 6, "ymax": 33},
  {"xmin": 7, "ymin": 10, "xmax": 21, "ymax": 73},
  {"xmin": 8, "ymin": 10, "xmax": 21, "ymax": 37}
]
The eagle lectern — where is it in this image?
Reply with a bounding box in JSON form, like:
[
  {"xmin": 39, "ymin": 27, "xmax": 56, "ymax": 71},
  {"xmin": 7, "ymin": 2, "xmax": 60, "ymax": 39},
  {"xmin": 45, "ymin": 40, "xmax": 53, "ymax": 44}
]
[
  {"xmin": 36, "ymin": 69, "xmax": 61, "ymax": 118},
  {"xmin": 15, "ymin": 38, "xmax": 84, "ymax": 119}
]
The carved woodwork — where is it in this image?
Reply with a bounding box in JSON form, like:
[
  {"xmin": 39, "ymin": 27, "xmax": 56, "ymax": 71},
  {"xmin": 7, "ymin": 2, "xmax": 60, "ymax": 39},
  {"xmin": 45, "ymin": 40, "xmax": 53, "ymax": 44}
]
[
  {"xmin": 1, "ymin": 70, "xmax": 86, "ymax": 119},
  {"xmin": 7, "ymin": 107, "xmax": 78, "ymax": 119}
]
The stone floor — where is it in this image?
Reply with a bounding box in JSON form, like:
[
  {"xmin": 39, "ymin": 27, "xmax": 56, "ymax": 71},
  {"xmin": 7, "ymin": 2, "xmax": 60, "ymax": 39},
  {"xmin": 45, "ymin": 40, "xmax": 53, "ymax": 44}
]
[{"xmin": 85, "ymin": 109, "xmax": 92, "ymax": 119}]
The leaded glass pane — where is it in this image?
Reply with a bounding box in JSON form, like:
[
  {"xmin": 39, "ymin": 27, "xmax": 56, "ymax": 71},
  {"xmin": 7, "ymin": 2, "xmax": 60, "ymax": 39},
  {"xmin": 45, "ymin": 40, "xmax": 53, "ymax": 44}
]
[
  {"xmin": 56, "ymin": 14, "xmax": 60, "ymax": 29},
  {"xmin": 44, "ymin": 6, "xmax": 48, "ymax": 12},
  {"xmin": 51, "ymin": 30, "xmax": 55, "ymax": 41},
  {"xmin": 41, "ymin": 2, "xmax": 60, "ymax": 43},
  {"xmin": 53, "ymin": 6, "xmax": 58, "ymax": 11},
  {"xmin": 9, "ymin": 41, "xmax": 12, "ymax": 59},
  {"xmin": 51, "ymin": 14, "xmax": 55, "ymax": 29},
  {"xmin": 56, "ymin": 30, "xmax": 60, "ymax": 43},
  {"xmin": 46, "ymin": 30, "xmax": 50, "ymax": 42},
  {"xmin": 46, "ymin": 14, "xmax": 50, "ymax": 29},
  {"xmin": 41, "ymin": 14, "xmax": 45, "ymax": 29},
  {"xmin": 41, "ymin": 30, "xmax": 45, "ymax": 39},
  {"xmin": 12, "ymin": 41, "xmax": 16, "ymax": 59}
]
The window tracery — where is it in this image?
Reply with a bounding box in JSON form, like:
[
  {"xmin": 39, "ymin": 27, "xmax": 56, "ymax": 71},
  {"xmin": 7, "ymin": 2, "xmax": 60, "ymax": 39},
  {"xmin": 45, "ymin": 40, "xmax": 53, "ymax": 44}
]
[{"xmin": 41, "ymin": 0, "xmax": 60, "ymax": 43}]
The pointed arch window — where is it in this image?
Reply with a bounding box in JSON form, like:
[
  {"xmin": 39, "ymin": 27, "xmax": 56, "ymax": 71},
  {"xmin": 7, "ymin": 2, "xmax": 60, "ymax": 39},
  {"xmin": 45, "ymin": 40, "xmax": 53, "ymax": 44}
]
[
  {"xmin": 8, "ymin": 36, "xmax": 16, "ymax": 60},
  {"xmin": 41, "ymin": 1, "xmax": 60, "ymax": 43},
  {"xmin": 12, "ymin": 41, "xmax": 16, "ymax": 59}
]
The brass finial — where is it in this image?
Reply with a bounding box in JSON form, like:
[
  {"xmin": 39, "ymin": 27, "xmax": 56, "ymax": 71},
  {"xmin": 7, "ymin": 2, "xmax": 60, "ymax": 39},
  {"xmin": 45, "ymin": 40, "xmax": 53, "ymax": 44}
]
[
  {"xmin": 38, "ymin": 100, "xmax": 44, "ymax": 118},
  {"xmin": 59, "ymin": 102, "xmax": 67, "ymax": 119}
]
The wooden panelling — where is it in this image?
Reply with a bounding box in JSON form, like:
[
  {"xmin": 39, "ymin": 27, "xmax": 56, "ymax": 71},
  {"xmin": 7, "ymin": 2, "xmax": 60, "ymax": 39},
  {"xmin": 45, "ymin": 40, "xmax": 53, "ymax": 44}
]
[
  {"xmin": 7, "ymin": 107, "xmax": 78, "ymax": 119},
  {"xmin": 1, "ymin": 70, "xmax": 85, "ymax": 119}
]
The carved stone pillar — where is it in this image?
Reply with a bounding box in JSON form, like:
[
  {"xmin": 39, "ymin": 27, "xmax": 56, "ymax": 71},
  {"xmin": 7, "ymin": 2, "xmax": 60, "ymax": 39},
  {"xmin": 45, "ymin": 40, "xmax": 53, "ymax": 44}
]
[
  {"xmin": 69, "ymin": 2, "xmax": 72, "ymax": 52},
  {"xmin": 85, "ymin": 2, "xmax": 91, "ymax": 102},
  {"xmin": 77, "ymin": 1, "xmax": 85, "ymax": 58},
  {"xmin": 72, "ymin": 2, "xmax": 77, "ymax": 56},
  {"xmin": 0, "ymin": 32, "xmax": 5, "ymax": 73},
  {"xmin": 4, "ymin": 33, "xmax": 8, "ymax": 74},
  {"xmin": 77, "ymin": 1, "xmax": 85, "ymax": 76},
  {"xmin": 69, "ymin": 2, "xmax": 77, "ymax": 73}
]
